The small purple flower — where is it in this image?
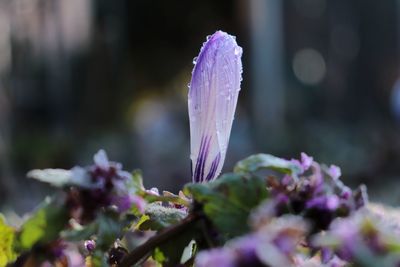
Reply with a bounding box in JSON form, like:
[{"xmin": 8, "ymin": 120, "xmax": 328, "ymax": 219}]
[
  {"xmin": 340, "ymin": 186, "xmax": 352, "ymax": 200},
  {"xmin": 326, "ymin": 195, "xmax": 340, "ymax": 210},
  {"xmin": 84, "ymin": 240, "xmax": 96, "ymax": 252},
  {"xmin": 300, "ymin": 152, "xmax": 313, "ymax": 172},
  {"xmin": 327, "ymin": 164, "xmax": 342, "ymax": 180},
  {"xmin": 306, "ymin": 195, "xmax": 339, "ymax": 211},
  {"xmin": 188, "ymin": 31, "xmax": 243, "ymax": 182}
]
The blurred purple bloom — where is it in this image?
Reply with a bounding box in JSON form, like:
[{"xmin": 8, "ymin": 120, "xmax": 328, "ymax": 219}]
[
  {"xmin": 353, "ymin": 184, "xmax": 369, "ymax": 208},
  {"xmin": 317, "ymin": 216, "xmax": 359, "ymax": 261},
  {"xmin": 65, "ymin": 149, "xmax": 149, "ymax": 223},
  {"xmin": 272, "ymin": 233, "xmax": 296, "ymax": 256},
  {"xmin": 326, "ymin": 195, "xmax": 340, "ymax": 210},
  {"xmin": 275, "ymin": 193, "xmax": 290, "ymax": 205},
  {"xmin": 300, "ymin": 152, "xmax": 313, "ymax": 171},
  {"xmin": 321, "ymin": 247, "xmax": 334, "ymax": 263},
  {"xmin": 327, "ymin": 256, "xmax": 348, "ymax": 267},
  {"xmin": 188, "ymin": 31, "xmax": 243, "ymax": 182},
  {"xmin": 281, "ymin": 175, "xmax": 293, "ymax": 186},
  {"xmin": 290, "ymin": 159, "xmax": 303, "ymax": 172},
  {"xmin": 132, "ymin": 195, "xmax": 147, "ymax": 213},
  {"xmin": 327, "ymin": 164, "xmax": 341, "ymax": 180},
  {"xmin": 195, "ymin": 248, "xmax": 236, "ymax": 267},
  {"xmin": 196, "ymin": 216, "xmax": 308, "ymax": 267},
  {"xmin": 340, "ymin": 186, "xmax": 352, "ymax": 200},
  {"xmin": 93, "ymin": 149, "xmax": 110, "ymax": 170},
  {"xmin": 306, "ymin": 195, "xmax": 339, "ymax": 211},
  {"xmin": 112, "ymin": 195, "xmax": 146, "ymax": 213}
]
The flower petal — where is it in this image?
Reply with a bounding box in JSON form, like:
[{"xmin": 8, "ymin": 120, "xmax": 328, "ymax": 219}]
[{"xmin": 189, "ymin": 31, "xmax": 243, "ymax": 182}]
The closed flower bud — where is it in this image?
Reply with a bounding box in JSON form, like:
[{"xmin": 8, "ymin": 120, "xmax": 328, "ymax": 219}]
[{"xmin": 188, "ymin": 31, "xmax": 243, "ymax": 182}]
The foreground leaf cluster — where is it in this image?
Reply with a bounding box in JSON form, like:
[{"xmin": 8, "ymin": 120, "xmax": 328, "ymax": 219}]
[{"xmin": 0, "ymin": 152, "xmax": 400, "ymax": 267}]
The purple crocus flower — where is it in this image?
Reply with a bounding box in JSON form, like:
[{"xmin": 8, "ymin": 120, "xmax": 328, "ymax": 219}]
[{"xmin": 188, "ymin": 31, "xmax": 243, "ymax": 182}]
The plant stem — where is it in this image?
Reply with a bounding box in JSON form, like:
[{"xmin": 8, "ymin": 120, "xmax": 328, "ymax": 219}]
[{"xmin": 118, "ymin": 213, "xmax": 201, "ymax": 267}]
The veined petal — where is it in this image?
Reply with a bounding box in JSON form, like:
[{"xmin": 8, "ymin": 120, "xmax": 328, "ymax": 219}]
[{"xmin": 189, "ymin": 31, "xmax": 243, "ymax": 182}]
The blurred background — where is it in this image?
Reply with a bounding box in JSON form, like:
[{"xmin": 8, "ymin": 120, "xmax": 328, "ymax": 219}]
[{"xmin": 1, "ymin": 0, "xmax": 400, "ymax": 214}]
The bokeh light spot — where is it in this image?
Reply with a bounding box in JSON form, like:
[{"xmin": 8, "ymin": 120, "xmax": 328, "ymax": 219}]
[{"xmin": 293, "ymin": 48, "xmax": 326, "ymax": 86}]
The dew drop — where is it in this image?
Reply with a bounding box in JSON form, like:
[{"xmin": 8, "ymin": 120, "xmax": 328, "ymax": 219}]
[
  {"xmin": 234, "ymin": 47, "xmax": 241, "ymax": 56},
  {"xmin": 192, "ymin": 57, "xmax": 198, "ymax": 64}
]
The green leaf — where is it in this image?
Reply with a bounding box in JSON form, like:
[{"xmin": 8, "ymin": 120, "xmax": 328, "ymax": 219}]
[
  {"xmin": 18, "ymin": 197, "xmax": 68, "ymax": 250},
  {"xmin": 143, "ymin": 193, "xmax": 190, "ymax": 207},
  {"xmin": 61, "ymin": 221, "xmax": 98, "ymax": 241},
  {"xmin": 0, "ymin": 215, "xmax": 17, "ymax": 266},
  {"xmin": 157, "ymin": 232, "xmax": 193, "ymax": 266},
  {"xmin": 134, "ymin": 214, "xmax": 150, "ymax": 230},
  {"xmin": 126, "ymin": 170, "xmax": 145, "ymax": 194},
  {"xmin": 234, "ymin": 153, "xmax": 302, "ymax": 177},
  {"xmin": 27, "ymin": 169, "xmax": 72, "ymax": 187},
  {"xmin": 90, "ymin": 250, "xmax": 110, "ymax": 267},
  {"xmin": 27, "ymin": 167, "xmax": 95, "ymax": 189},
  {"xmin": 180, "ymin": 240, "xmax": 196, "ymax": 264},
  {"xmin": 137, "ymin": 204, "xmax": 196, "ymax": 265},
  {"xmin": 132, "ymin": 171, "xmax": 190, "ymax": 206},
  {"xmin": 95, "ymin": 211, "xmax": 132, "ymax": 251},
  {"xmin": 139, "ymin": 203, "xmax": 187, "ymax": 231},
  {"xmin": 184, "ymin": 173, "xmax": 268, "ymax": 238},
  {"xmin": 153, "ymin": 247, "xmax": 166, "ymax": 263}
]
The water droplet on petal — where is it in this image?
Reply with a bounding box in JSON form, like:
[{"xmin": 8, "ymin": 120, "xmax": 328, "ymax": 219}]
[{"xmin": 193, "ymin": 57, "xmax": 198, "ymax": 64}]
